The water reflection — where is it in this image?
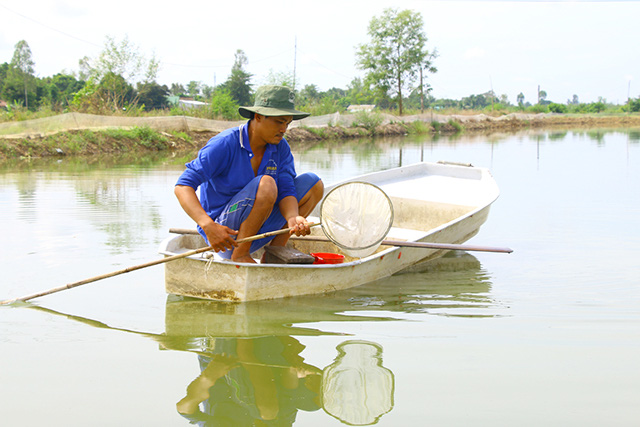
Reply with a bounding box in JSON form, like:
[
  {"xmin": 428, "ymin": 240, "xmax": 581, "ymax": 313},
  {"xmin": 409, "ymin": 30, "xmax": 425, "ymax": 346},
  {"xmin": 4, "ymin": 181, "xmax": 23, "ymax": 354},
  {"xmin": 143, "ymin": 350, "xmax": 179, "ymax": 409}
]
[
  {"xmin": 176, "ymin": 336, "xmax": 323, "ymax": 425},
  {"xmin": 27, "ymin": 304, "xmax": 397, "ymax": 426},
  {"xmin": 172, "ymin": 337, "xmax": 394, "ymax": 426},
  {"xmin": 23, "ymin": 251, "xmax": 495, "ymax": 425},
  {"xmin": 323, "ymin": 341, "xmax": 394, "ymax": 425}
]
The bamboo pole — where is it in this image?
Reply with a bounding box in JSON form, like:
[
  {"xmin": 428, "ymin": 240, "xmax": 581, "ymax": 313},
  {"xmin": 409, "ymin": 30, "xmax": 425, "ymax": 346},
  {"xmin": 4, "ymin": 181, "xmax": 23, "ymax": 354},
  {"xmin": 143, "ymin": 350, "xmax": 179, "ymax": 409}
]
[
  {"xmin": 169, "ymin": 228, "xmax": 513, "ymax": 254},
  {"xmin": 0, "ymin": 224, "xmax": 319, "ymax": 305}
]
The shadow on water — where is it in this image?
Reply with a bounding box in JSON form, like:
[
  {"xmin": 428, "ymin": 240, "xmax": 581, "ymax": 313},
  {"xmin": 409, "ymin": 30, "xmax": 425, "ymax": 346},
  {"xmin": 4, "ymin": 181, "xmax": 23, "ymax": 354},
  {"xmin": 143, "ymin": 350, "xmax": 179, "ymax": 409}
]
[{"xmin": 26, "ymin": 251, "xmax": 496, "ymax": 426}]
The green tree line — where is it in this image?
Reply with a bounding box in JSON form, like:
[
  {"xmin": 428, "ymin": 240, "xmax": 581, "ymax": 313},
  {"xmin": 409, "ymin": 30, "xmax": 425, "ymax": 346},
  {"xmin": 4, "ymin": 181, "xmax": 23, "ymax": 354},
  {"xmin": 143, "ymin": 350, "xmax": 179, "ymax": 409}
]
[{"xmin": 2, "ymin": 9, "xmax": 639, "ymax": 122}]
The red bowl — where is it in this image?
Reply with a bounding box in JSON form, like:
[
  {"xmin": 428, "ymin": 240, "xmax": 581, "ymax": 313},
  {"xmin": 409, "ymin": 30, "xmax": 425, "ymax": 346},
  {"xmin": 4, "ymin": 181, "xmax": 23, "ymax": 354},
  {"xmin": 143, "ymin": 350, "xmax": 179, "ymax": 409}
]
[{"xmin": 310, "ymin": 252, "xmax": 345, "ymax": 264}]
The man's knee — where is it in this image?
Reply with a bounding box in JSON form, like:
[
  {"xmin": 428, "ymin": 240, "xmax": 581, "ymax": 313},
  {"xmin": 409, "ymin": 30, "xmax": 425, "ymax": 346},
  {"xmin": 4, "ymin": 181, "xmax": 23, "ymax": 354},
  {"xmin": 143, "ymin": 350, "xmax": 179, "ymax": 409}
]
[
  {"xmin": 311, "ymin": 179, "xmax": 324, "ymax": 199},
  {"xmin": 256, "ymin": 175, "xmax": 278, "ymax": 206}
]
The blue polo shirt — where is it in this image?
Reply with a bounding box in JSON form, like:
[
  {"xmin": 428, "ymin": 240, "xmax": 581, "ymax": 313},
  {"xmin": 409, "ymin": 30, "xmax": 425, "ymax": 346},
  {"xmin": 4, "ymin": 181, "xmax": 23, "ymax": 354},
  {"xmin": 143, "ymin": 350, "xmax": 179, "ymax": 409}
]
[{"xmin": 175, "ymin": 121, "xmax": 297, "ymax": 221}]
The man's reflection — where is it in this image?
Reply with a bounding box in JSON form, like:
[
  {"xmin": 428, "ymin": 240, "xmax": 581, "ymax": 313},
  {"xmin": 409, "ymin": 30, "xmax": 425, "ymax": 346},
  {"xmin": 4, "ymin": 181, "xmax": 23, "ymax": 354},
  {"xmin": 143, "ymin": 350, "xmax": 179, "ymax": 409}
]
[{"xmin": 176, "ymin": 336, "xmax": 322, "ymax": 425}]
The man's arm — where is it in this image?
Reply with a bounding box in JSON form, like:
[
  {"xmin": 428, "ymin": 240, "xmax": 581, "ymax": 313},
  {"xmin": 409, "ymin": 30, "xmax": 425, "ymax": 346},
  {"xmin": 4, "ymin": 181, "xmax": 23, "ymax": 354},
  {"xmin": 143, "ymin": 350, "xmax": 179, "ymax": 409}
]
[
  {"xmin": 174, "ymin": 185, "xmax": 238, "ymax": 252},
  {"xmin": 279, "ymin": 195, "xmax": 311, "ymax": 236}
]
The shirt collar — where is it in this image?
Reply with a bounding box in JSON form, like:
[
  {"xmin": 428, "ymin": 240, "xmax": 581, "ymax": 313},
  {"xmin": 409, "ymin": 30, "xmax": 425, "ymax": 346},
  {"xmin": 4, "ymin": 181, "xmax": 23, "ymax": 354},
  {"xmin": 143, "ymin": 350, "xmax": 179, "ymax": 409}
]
[
  {"xmin": 239, "ymin": 120, "xmax": 277, "ymax": 159},
  {"xmin": 239, "ymin": 121, "xmax": 251, "ymax": 151}
]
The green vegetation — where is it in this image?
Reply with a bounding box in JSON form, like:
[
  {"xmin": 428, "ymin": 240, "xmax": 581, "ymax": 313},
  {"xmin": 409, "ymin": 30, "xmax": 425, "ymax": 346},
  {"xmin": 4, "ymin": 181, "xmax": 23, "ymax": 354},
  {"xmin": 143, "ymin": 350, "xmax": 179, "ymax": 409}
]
[
  {"xmin": 0, "ymin": 126, "xmax": 186, "ymax": 159},
  {"xmin": 351, "ymin": 111, "xmax": 383, "ymax": 133},
  {"xmin": 2, "ymin": 17, "xmax": 640, "ymax": 129},
  {"xmin": 356, "ymin": 8, "xmax": 437, "ymax": 115}
]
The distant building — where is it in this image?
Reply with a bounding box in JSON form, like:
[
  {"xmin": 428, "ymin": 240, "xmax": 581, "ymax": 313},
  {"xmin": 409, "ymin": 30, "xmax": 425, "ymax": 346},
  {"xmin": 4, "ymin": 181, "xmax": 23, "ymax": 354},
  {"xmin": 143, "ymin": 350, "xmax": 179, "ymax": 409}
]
[
  {"xmin": 166, "ymin": 96, "xmax": 208, "ymax": 110},
  {"xmin": 347, "ymin": 104, "xmax": 376, "ymax": 113},
  {"xmin": 0, "ymin": 99, "xmax": 7, "ymax": 110}
]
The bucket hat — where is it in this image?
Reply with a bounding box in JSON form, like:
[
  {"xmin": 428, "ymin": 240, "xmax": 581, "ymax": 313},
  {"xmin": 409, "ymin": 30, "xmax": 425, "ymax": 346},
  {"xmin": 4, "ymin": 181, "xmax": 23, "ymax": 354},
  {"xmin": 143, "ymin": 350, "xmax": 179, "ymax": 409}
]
[{"xmin": 239, "ymin": 85, "xmax": 310, "ymax": 120}]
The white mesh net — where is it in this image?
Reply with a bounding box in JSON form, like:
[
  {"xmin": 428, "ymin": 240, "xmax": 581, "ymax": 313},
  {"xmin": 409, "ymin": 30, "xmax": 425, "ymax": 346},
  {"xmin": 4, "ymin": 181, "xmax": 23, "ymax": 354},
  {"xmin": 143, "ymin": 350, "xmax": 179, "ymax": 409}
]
[{"xmin": 320, "ymin": 182, "xmax": 394, "ymax": 258}]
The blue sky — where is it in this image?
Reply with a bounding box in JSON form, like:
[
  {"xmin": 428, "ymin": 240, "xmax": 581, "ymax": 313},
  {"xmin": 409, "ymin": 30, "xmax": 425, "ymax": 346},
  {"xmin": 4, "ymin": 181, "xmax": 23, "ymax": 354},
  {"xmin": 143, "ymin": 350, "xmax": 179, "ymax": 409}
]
[{"xmin": 1, "ymin": 0, "xmax": 638, "ymax": 105}]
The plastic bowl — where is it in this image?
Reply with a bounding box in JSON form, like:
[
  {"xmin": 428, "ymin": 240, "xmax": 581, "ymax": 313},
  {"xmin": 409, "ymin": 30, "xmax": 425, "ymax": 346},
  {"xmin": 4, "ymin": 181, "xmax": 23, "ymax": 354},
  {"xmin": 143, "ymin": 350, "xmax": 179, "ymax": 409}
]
[{"xmin": 310, "ymin": 252, "xmax": 345, "ymax": 264}]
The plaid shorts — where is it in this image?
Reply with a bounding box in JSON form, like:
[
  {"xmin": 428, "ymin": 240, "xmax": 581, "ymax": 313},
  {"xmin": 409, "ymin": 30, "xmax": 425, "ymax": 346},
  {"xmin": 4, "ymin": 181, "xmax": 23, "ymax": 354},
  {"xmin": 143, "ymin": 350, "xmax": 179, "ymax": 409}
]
[{"xmin": 211, "ymin": 172, "xmax": 320, "ymax": 258}]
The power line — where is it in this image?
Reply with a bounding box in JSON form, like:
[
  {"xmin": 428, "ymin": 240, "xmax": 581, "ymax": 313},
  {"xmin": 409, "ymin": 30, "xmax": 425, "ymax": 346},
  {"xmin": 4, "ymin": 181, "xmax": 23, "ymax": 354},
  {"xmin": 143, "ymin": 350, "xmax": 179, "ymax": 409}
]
[{"xmin": 0, "ymin": 3, "xmax": 101, "ymax": 48}]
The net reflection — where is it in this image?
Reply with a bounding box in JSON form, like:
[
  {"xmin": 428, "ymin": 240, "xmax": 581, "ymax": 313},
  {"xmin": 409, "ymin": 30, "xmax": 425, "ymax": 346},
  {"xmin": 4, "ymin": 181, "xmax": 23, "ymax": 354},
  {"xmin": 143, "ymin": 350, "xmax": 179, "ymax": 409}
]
[{"xmin": 323, "ymin": 341, "xmax": 394, "ymax": 426}]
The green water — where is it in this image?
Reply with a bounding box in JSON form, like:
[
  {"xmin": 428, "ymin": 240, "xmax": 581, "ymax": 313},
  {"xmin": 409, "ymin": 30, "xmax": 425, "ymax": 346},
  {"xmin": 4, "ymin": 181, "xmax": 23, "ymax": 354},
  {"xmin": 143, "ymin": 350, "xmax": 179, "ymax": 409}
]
[{"xmin": 1, "ymin": 129, "xmax": 639, "ymax": 426}]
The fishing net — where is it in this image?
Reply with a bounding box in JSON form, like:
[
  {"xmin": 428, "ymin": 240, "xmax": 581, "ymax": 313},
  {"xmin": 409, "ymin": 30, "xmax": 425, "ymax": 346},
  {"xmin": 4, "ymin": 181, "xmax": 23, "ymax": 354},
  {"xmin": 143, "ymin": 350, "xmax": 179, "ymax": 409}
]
[{"xmin": 320, "ymin": 182, "xmax": 394, "ymax": 258}]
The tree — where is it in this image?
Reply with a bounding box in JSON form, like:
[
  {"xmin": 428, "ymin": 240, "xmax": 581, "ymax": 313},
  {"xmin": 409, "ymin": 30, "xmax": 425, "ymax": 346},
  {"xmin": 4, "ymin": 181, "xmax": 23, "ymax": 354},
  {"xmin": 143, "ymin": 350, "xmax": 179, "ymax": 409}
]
[
  {"xmin": 346, "ymin": 77, "xmax": 378, "ymax": 106},
  {"xmin": 538, "ymin": 89, "xmax": 547, "ymax": 105},
  {"xmin": 218, "ymin": 49, "xmax": 252, "ymax": 105},
  {"xmin": 9, "ymin": 40, "xmax": 35, "ymax": 108},
  {"xmin": 628, "ymin": 97, "xmax": 640, "ymax": 113},
  {"xmin": 298, "ymin": 84, "xmax": 321, "ymax": 105},
  {"xmin": 187, "ymin": 81, "xmax": 201, "ymax": 98},
  {"xmin": 85, "ymin": 35, "xmax": 158, "ymax": 84},
  {"xmin": 262, "ymin": 69, "xmax": 295, "ymax": 88},
  {"xmin": 45, "ymin": 73, "xmax": 85, "ymax": 108},
  {"xmin": 137, "ymin": 82, "xmax": 169, "ymax": 110},
  {"xmin": 355, "ymin": 8, "xmax": 437, "ymax": 115},
  {"xmin": 517, "ymin": 92, "xmax": 525, "ymax": 107},
  {"xmin": 98, "ymin": 72, "xmax": 136, "ymax": 110},
  {"xmin": 75, "ymin": 35, "xmax": 159, "ymax": 111},
  {"xmin": 170, "ymin": 83, "xmax": 186, "ymax": 96}
]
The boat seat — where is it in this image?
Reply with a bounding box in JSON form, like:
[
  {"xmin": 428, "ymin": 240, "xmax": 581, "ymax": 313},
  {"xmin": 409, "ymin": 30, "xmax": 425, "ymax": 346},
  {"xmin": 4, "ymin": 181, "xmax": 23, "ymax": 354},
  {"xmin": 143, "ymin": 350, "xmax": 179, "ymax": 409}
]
[{"xmin": 385, "ymin": 226, "xmax": 426, "ymax": 242}]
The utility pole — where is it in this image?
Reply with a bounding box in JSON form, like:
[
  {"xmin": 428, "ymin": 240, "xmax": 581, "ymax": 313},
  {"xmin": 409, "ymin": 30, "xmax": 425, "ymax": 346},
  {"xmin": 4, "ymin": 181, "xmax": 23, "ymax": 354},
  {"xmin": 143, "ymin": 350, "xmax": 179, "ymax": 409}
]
[
  {"xmin": 420, "ymin": 67, "xmax": 424, "ymax": 114},
  {"xmin": 627, "ymin": 80, "xmax": 631, "ymax": 114},
  {"xmin": 292, "ymin": 36, "xmax": 297, "ymax": 90}
]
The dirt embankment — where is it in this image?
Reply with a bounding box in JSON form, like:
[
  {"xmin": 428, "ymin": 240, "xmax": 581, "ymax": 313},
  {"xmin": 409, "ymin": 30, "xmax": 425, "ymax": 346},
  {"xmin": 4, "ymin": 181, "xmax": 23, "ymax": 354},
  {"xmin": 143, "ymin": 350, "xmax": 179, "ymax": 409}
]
[{"xmin": 2, "ymin": 113, "xmax": 640, "ymax": 160}]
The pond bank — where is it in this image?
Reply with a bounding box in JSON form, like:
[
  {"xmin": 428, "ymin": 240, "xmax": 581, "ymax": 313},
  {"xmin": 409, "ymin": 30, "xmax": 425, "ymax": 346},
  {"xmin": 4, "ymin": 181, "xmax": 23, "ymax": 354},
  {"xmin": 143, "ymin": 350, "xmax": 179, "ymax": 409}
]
[{"xmin": 1, "ymin": 113, "xmax": 639, "ymax": 160}]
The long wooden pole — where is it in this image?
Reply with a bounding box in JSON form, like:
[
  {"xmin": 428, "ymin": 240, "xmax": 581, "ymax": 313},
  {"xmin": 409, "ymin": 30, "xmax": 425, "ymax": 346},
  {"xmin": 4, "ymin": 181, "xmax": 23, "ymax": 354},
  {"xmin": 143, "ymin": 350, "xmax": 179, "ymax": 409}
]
[
  {"xmin": 169, "ymin": 228, "xmax": 513, "ymax": 254},
  {"xmin": 0, "ymin": 224, "xmax": 318, "ymax": 306}
]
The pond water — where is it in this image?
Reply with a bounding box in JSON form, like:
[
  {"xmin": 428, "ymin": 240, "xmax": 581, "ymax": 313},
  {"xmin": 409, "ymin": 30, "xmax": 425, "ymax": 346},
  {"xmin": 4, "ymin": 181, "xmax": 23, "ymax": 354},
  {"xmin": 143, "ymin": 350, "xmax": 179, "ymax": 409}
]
[{"xmin": 1, "ymin": 128, "xmax": 639, "ymax": 426}]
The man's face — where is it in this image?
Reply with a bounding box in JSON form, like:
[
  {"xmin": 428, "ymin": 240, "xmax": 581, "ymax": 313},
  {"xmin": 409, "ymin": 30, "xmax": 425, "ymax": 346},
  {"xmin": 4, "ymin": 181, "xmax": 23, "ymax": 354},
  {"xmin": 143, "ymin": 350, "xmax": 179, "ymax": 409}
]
[{"xmin": 257, "ymin": 115, "xmax": 293, "ymax": 144}]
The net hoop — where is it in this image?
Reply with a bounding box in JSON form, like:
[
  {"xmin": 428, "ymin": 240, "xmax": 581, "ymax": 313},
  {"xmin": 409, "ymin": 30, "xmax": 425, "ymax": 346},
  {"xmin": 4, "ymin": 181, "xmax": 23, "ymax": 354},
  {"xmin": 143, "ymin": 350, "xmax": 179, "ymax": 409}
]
[{"xmin": 319, "ymin": 181, "xmax": 394, "ymax": 258}]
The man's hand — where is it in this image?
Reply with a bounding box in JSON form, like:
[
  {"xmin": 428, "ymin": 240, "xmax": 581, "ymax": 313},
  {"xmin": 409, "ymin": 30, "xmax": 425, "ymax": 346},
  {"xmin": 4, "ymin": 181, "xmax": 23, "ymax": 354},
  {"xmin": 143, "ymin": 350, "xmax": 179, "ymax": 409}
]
[
  {"xmin": 202, "ymin": 222, "xmax": 238, "ymax": 252},
  {"xmin": 287, "ymin": 216, "xmax": 311, "ymax": 236}
]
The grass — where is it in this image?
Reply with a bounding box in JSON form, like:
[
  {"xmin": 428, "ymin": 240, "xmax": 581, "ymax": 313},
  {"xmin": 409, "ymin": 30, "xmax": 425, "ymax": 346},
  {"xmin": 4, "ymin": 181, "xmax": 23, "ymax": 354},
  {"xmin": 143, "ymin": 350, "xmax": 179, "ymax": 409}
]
[
  {"xmin": 0, "ymin": 126, "xmax": 176, "ymax": 160},
  {"xmin": 406, "ymin": 120, "xmax": 433, "ymax": 134}
]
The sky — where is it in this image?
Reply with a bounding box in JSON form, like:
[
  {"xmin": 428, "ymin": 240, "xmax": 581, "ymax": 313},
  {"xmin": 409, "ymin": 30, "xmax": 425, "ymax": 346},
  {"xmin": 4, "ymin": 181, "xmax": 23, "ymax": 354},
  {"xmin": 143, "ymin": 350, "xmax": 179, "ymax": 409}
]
[{"xmin": 1, "ymin": 0, "xmax": 639, "ymax": 105}]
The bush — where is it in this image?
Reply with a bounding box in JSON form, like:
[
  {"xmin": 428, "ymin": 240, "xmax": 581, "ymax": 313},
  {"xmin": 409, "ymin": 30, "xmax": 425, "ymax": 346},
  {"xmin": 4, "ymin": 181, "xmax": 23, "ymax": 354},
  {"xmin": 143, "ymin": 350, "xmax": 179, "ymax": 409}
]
[
  {"xmin": 447, "ymin": 119, "xmax": 463, "ymax": 132},
  {"xmin": 527, "ymin": 104, "xmax": 549, "ymax": 113},
  {"xmin": 351, "ymin": 111, "xmax": 383, "ymax": 132},
  {"xmin": 407, "ymin": 120, "xmax": 431, "ymax": 134},
  {"xmin": 206, "ymin": 90, "xmax": 240, "ymax": 120},
  {"xmin": 548, "ymin": 103, "xmax": 568, "ymax": 114},
  {"xmin": 628, "ymin": 98, "xmax": 640, "ymax": 113},
  {"xmin": 586, "ymin": 102, "xmax": 606, "ymax": 113}
]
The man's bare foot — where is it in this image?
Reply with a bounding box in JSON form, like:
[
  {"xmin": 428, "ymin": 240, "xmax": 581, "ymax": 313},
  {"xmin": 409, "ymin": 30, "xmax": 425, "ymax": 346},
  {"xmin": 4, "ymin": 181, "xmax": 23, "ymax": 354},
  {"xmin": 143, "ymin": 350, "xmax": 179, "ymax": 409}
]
[{"xmin": 231, "ymin": 254, "xmax": 257, "ymax": 264}]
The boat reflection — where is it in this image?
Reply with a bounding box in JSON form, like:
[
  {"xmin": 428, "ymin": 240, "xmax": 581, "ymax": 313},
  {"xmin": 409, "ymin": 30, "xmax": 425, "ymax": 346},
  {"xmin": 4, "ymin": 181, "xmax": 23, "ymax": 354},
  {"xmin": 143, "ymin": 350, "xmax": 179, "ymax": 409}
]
[{"xmin": 163, "ymin": 251, "xmax": 498, "ymax": 345}]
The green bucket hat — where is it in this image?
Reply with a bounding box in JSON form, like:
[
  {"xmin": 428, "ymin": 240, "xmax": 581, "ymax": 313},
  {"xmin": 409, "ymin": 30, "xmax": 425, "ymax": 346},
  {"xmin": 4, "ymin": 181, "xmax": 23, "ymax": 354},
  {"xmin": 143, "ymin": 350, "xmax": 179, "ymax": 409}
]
[{"xmin": 239, "ymin": 85, "xmax": 310, "ymax": 120}]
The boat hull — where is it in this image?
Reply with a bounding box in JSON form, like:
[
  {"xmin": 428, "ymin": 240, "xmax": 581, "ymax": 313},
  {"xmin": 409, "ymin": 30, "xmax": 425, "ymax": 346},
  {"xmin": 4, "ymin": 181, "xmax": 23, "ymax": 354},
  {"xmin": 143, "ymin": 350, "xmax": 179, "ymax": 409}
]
[{"xmin": 160, "ymin": 162, "xmax": 499, "ymax": 301}]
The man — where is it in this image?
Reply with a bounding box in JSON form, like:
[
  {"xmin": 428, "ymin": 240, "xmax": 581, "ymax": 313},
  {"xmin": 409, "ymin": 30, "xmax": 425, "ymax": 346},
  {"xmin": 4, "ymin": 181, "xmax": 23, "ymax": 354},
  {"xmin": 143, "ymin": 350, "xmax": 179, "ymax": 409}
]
[{"xmin": 174, "ymin": 85, "xmax": 323, "ymax": 263}]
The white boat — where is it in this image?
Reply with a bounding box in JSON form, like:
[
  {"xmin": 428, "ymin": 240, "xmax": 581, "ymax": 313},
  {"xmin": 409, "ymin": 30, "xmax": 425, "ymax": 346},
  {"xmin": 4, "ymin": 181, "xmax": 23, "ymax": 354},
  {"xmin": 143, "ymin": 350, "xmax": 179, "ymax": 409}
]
[{"xmin": 158, "ymin": 161, "xmax": 501, "ymax": 302}]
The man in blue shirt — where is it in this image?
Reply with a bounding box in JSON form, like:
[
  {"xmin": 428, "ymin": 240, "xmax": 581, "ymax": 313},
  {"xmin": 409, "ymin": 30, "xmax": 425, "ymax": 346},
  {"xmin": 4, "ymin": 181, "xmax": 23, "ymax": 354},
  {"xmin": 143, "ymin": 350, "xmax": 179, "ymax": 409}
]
[{"xmin": 175, "ymin": 86, "xmax": 323, "ymax": 263}]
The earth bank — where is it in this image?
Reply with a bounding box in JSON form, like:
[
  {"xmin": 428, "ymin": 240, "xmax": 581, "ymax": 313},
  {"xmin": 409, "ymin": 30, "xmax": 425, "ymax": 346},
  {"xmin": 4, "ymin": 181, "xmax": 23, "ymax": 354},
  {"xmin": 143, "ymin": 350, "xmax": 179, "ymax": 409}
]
[{"xmin": 1, "ymin": 113, "xmax": 640, "ymax": 160}]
